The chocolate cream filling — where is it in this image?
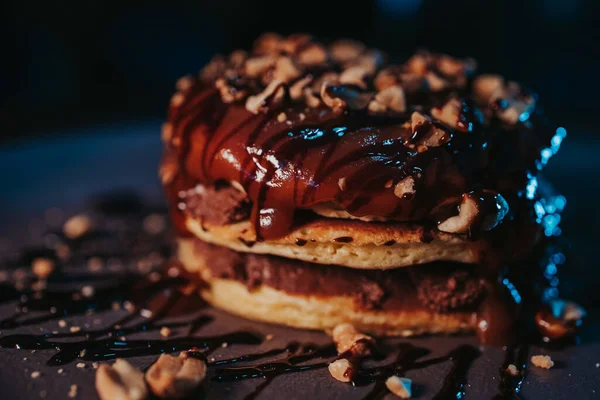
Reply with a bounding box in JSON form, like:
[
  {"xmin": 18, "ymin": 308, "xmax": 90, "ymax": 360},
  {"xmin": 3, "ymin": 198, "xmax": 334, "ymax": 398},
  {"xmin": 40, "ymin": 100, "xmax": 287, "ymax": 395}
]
[{"xmin": 191, "ymin": 238, "xmax": 487, "ymax": 313}]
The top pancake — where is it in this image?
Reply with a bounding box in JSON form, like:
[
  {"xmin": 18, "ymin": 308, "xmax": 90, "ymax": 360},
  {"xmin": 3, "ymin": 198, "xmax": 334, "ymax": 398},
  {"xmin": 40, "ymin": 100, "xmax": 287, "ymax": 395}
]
[{"xmin": 160, "ymin": 33, "xmax": 564, "ymax": 245}]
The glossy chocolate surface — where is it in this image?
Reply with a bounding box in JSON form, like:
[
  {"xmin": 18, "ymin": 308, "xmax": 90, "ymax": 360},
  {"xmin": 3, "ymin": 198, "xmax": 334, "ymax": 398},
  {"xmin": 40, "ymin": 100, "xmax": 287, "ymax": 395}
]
[{"xmin": 161, "ymin": 35, "xmax": 565, "ymax": 239}]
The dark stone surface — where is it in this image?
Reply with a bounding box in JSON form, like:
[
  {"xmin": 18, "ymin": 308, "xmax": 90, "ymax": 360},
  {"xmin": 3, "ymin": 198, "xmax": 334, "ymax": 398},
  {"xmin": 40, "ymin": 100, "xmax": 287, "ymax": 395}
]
[{"xmin": 0, "ymin": 121, "xmax": 599, "ymax": 399}]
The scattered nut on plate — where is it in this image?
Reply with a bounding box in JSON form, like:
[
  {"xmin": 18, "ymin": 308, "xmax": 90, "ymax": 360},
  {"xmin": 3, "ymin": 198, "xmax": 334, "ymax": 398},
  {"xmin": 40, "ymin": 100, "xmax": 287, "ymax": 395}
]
[
  {"xmin": 145, "ymin": 352, "xmax": 207, "ymax": 398},
  {"xmin": 531, "ymin": 355, "xmax": 554, "ymax": 369},
  {"xmin": 95, "ymin": 359, "xmax": 148, "ymax": 400},
  {"xmin": 385, "ymin": 376, "xmax": 412, "ymax": 399}
]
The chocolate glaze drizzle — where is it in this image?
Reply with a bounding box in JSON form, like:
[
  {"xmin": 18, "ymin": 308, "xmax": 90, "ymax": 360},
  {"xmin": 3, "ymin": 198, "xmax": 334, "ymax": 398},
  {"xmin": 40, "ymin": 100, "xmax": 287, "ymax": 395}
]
[
  {"xmin": 162, "ymin": 42, "xmax": 564, "ymax": 241},
  {"xmin": 0, "ymin": 191, "xmax": 582, "ymax": 399}
]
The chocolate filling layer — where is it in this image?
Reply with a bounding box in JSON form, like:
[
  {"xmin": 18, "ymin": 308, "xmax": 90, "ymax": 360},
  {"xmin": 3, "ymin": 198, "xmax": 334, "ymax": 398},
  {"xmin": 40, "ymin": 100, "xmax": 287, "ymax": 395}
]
[{"xmin": 191, "ymin": 238, "xmax": 486, "ymax": 313}]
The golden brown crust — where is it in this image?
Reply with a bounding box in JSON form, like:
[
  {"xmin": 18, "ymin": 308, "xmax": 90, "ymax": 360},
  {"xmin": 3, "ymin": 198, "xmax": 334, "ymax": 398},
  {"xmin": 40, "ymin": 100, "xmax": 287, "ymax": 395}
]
[{"xmin": 185, "ymin": 214, "xmax": 537, "ymax": 269}]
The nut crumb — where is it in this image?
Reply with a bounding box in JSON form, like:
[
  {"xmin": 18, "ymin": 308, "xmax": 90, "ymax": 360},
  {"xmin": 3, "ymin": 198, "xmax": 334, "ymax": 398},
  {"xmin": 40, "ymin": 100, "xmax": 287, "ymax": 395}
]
[
  {"xmin": 531, "ymin": 355, "xmax": 554, "ymax": 369},
  {"xmin": 76, "ymin": 362, "xmax": 86, "ymax": 369},
  {"xmin": 81, "ymin": 285, "xmax": 95, "ymax": 298},
  {"xmin": 160, "ymin": 326, "xmax": 172, "ymax": 338},
  {"xmin": 31, "ymin": 371, "xmax": 41, "ymax": 379},
  {"xmin": 63, "ymin": 215, "xmax": 92, "ymax": 240},
  {"xmin": 385, "ymin": 376, "xmax": 412, "ymax": 399},
  {"xmin": 58, "ymin": 320, "xmax": 67, "ymax": 328},
  {"xmin": 58, "ymin": 368, "xmax": 64, "ymax": 374},
  {"xmin": 32, "ymin": 258, "xmax": 55, "ymax": 279},
  {"xmin": 277, "ymin": 112, "xmax": 287, "ymax": 122},
  {"xmin": 68, "ymin": 384, "xmax": 78, "ymax": 398},
  {"xmin": 265, "ymin": 334, "xmax": 274, "ymax": 341},
  {"xmin": 70, "ymin": 326, "xmax": 81, "ymax": 333},
  {"xmin": 506, "ymin": 364, "xmax": 519, "ymax": 376}
]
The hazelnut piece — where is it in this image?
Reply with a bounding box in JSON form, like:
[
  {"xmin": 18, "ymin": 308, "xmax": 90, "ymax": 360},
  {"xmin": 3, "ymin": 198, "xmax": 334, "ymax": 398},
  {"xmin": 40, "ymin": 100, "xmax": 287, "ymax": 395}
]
[
  {"xmin": 145, "ymin": 352, "xmax": 207, "ymax": 398},
  {"xmin": 95, "ymin": 359, "xmax": 148, "ymax": 400}
]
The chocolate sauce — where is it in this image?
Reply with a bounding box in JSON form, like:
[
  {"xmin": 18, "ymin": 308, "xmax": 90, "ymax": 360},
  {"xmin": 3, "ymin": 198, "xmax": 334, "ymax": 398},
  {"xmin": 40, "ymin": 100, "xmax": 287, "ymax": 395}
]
[{"xmin": 164, "ymin": 75, "xmax": 559, "ymax": 240}]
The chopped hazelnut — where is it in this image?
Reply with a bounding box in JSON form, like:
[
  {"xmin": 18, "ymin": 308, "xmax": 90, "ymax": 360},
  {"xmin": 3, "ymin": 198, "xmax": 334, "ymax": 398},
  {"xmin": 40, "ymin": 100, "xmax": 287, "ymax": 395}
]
[
  {"xmin": 170, "ymin": 93, "xmax": 185, "ymax": 107},
  {"xmin": 215, "ymin": 78, "xmax": 246, "ymax": 104},
  {"xmin": 32, "ymin": 258, "xmax": 54, "ymax": 279},
  {"xmin": 431, "ymin": 98, "xmax": 468, "ymax": 131},
  {"xmin": 160, "ymin": 326, "xmax": 172, "ymax": 338},
  {"xmin": 31, "ymin": 371, "xmax": 41, "ymax": 379},
  {"xmin": 70, "ymin": 326, "xmax": 81, "ymax": 333},
  {"xmin": 320, "ymin": 82, "xmax": 372, "ymax": 111},
  {"xmin": 245, "ymin": 80, "xmax": 286, "ymax": 114},
  {"xmin": 394, "ymin": 176, "xmax": 416, "ymax": 199},
  {"xmin": 244, "ymin": 55, "xmax": 276, "ymax": 78},
  {"xmin": 369, "ymin": 85, "xmax": 406, "ymax": 113},
  {"xmin": 436, "ymin": 55, "xmax": 464, "ymax": 77},
  {"xmin": 425, "ymin": 72, "xmax": 448, "ymax": 92},
  {"xmin": 409, "ymin": 112, "xmax": 450, "ymax": 147},
  {"xmin": 328, "ymin": 358, "xmax": 352, "ymax": 383},
  {"xmin": 385, "ymin": 376, "xmax": 412, "ymax": 399},
  {"xmin": 374, "ymin": 68, "xmax": 399, "ymax": 91},
  {"xmin": 339, "ymin": 65, "xmax": 370, "ymax": 89},
  {"xmin": 297, "ymin": 43, "xmax": 328, "ymax": 66},
  {"xmin": 320, "ymin": 81, "xmax": 346, "ymax": 110},
  {"xmin": 506, "ymin": 364, "xmax": 519, "ymax": 376},
  {"xmin": 175, "ymin": 75, "xmax": 194, "ymax": 92},
  {"xmin": 145, "ymin": 352, "xmax": 207, "ymax": 398},
  {"xmin": 472, "ymin": 74, "xmax": 504, "ymax": 105},
  {"xmin": 280, "ymin": 34, "xmax": 312, "ymax": 55},
  {"xmin": 290, "ymin": 75, "xmax": 313, "ymax": 100},
  {"xmin": 161, "ymin": 123, "xmax": 173, "ymax": 143},
  {"xmin": 63, "ymin": 215, "xmax": 93, "ymax": 240},
  {"xmin": 405, "ymin": 53, "xmax": 429, "ymax": 75},
  {"xmin": 531, "ymin": 355, "xmax": 554, "ymax": 369},
  {"xmin": 437, "ymin": 194, "xmax": 478, "ymax": 234},
  {"xmin": 329, "ymin": 39, "xmax": 365, "ymax": 64},
  {"xmin": 331, "ymin": 323, "xmax": 373, "ymax": 355},
  {"xmin": 68, "ymin": 384, "xmax": 78, "ymax": 398},
  {"xmin": 81, "ymin": 285, "xmax": 95, "ymax": 298},
  {"xmin": 271, "ymin": 56, "xmax": 302, "ymax": 84},
  {"xmin": 253, "ymin": 32, "xmax": 283, "ymax": 55},
  {"xmin": 228, "ymin": 50, "xmax": 248, "ymax": 68},
  {"xmin": 304, "ymin": 88, "xmax": 321, "ymax": 108},
  {"xmin": 96, "ymin": 359, "xmax": 148, "ymax": 400}
]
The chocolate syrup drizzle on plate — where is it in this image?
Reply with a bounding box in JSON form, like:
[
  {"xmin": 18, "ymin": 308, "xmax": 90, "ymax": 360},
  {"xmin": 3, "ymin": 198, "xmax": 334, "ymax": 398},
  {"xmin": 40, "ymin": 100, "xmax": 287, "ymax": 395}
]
[{"xmin": 0, "ymin": 193, "xmax": 579, "ymax": 399}]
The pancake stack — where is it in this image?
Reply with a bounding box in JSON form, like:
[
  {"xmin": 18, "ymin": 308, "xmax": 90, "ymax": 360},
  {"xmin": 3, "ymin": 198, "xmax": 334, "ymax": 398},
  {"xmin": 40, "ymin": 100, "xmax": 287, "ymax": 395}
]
[{"xmin": 160, "ymin": 34, "xmax": 566, "ymax": 343}]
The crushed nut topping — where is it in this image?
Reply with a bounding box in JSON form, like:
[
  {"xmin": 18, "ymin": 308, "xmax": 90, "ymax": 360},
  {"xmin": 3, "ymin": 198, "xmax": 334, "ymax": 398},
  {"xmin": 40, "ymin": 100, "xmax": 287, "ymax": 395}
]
[
  {"xmin": 369, "ymin": 85, "xmax": 406, "ymax": 114},
  {"xmin": 245, "ymin": 80, "xmax": 286, "ymax": 114},
  {"xmin": 187, "ymin": 33, "xmax": 537, "ymax": 136}
]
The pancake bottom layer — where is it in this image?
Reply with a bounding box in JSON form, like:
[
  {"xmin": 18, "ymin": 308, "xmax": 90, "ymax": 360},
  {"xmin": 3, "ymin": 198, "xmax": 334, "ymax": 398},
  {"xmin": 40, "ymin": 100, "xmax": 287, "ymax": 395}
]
[{"xmin": 177, "ymin": 238, "xmax": 480, "ymax": 336}]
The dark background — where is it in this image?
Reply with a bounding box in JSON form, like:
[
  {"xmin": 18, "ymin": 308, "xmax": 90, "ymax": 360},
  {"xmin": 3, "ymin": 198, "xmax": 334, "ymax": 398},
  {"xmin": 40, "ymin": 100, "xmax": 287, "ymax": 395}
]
[{"xmin": 1, "ymin": 0, "xmax": 599, "ymax": 141}]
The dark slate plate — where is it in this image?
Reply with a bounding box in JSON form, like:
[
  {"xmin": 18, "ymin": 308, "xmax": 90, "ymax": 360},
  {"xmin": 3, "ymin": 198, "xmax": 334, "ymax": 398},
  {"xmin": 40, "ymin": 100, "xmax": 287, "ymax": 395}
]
[{"xmin": 0, "ymin": 121, "xmax": 599, "ymax": 399}]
